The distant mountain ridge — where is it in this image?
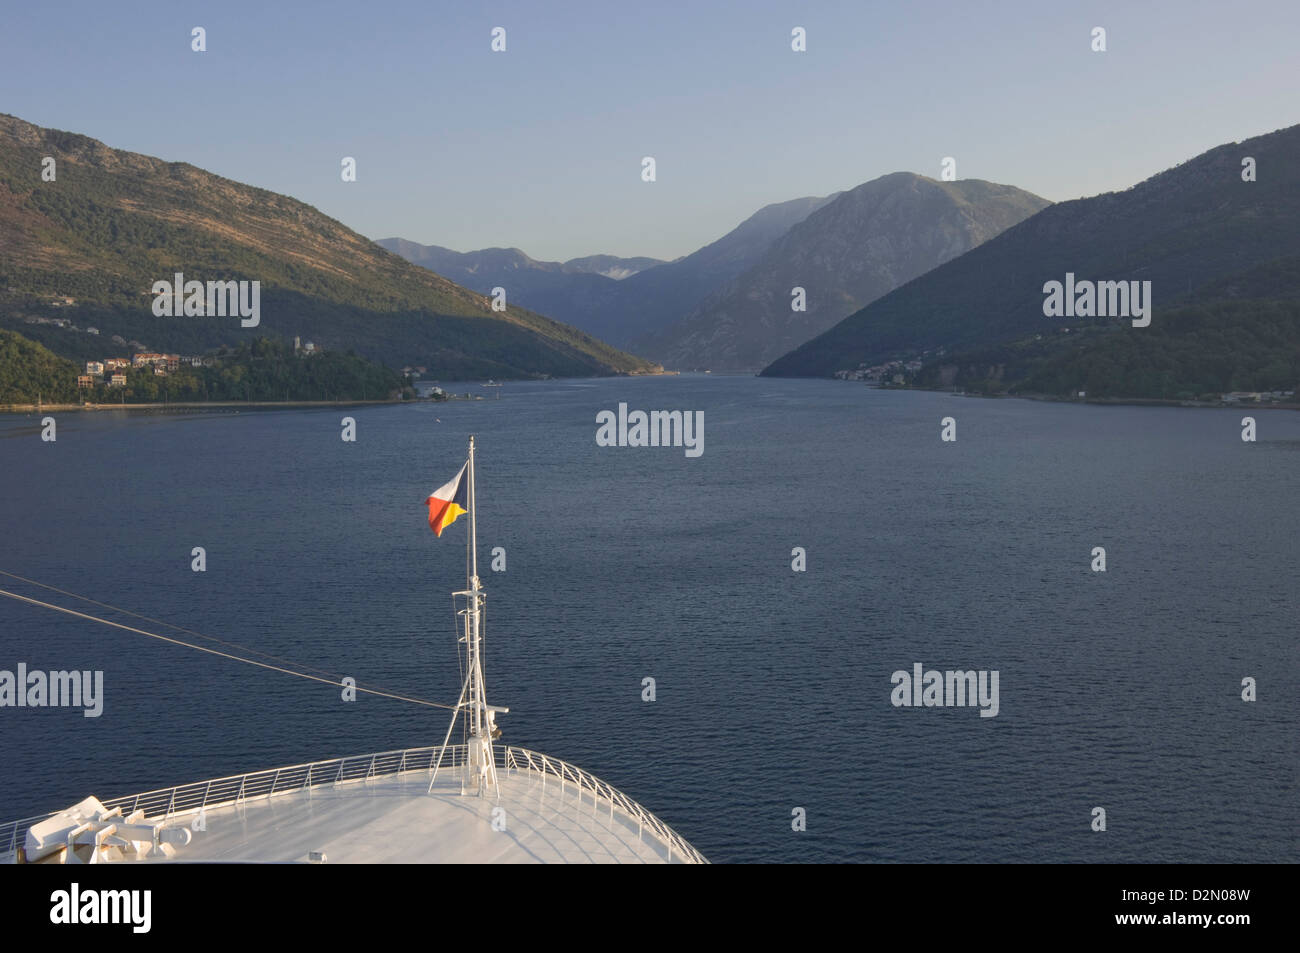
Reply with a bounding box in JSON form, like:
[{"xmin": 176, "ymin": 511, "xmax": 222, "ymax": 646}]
[
  {"xmin": 385, "ymin": 176, "xmax": 1048, "ymax": 372},
  {"xmin": 373, "ymin": 239, "xmax": 654, "ymax": 348},
  {"xmin": 555, "ymin": 253, "xmax": 668, "ymax": 280},
  {"xmin": 375, "ymin": 240, "xmax": 665, "ymax": 283},
  {"xmin": 640, "ymin": 174, "xmax": 1050, "ymax": 370},
  {"xmin": 0, "ymin": 113, "xmax": 657, "ymax": 380},
  {"xmin": 763, "ymin": 123, "xmax": 1300, "ymax": 390},
  {"xmin": 383, "ymin": 194, "xmax": 839, "ymax": 350}
]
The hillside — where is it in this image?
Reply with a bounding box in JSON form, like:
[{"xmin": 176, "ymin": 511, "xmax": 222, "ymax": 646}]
[
  {"xmin": 912, "ymin": 258, "xmax": 1300, "ymax": 398},
  {"xmin": 642, "ymin": 174, "xmax": 1048, "ymax": 370},
  {"xmin": 763, "ymin": 123, "xmax": 1300, "ymax": 387},
  {"xmin": 0, "ymin": 327, "xmax": 79, "ymax": 402},
  {"xmin": 0, "ymin": 328, "xmax": 409, "ymax": 405},
  {"xmin": 0, "ymin": 113, "xmax": 658, "ymax": 380},
  {"xmin": 615, "ymin": 194, "xmax": 838, "ymax": 351}
]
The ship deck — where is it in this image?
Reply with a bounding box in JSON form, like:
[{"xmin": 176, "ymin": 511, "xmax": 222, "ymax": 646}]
[
  {"xmin": 137, "ymin": 769, "xmax": 671, "ymax": 864},
  {"xmin": 2, "ymin": 745, "xmax": 705, "ymax": 865}
]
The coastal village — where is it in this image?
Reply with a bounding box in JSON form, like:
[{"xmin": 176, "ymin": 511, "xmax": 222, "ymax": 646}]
[
  {"xmin": 72, "ymin": 337, "xmax": 322, "ymax": 390},
  {"xmin": 835, "ymin": 352, "xmax": 1295, "ymax": 405},
  {"xmin": 26, "ymin": 294, "xmax": 327, "ymax": 392},
  {"xmin": 835, "ymin": 357, "xmax": 924, "ymax": 384},
  {"xmin": 12, "ymin": 299, "xmax": 451, "ymax": 407}
]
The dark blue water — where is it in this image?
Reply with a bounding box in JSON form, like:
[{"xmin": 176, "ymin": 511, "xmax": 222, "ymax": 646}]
[{"xmin": 1, "ymin": 377, "xmax": 1296, "ymax": 862}]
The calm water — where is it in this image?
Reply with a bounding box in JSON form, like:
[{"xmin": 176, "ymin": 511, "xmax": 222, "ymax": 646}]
[{"xmin": 1, "ymin": 377, "xmax": 1296, "ymax": 862}]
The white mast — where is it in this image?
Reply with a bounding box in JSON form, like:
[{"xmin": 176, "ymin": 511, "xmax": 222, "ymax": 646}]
[{"xmin": 430, "ymin": 435, "xmax": 507, "ymax": 798}]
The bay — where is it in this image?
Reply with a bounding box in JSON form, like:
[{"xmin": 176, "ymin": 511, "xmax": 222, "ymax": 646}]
[{"xmin": 1, "ymin": 376, "xmax": 1295, "ymax": 862}]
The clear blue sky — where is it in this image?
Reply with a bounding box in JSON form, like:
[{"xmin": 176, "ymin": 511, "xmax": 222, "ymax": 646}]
[{"xmin": 3, "ymin": 0, "xmax": 1296, "ymax": 261}]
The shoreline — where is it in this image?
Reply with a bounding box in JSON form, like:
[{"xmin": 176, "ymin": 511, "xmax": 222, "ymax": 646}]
[
  {"xmin": 954, "ymin": 390, "xmax": 1300, "ymax": 412},
  {"xmin": 0, "ymin": 372, "xmax": 679, "ymax": 415},
  {"xmin": 0, "ymin": 398, "xmax": 416, "ymax": 414},
  {"xmin": 864, "ymin": 383, "xmax": 1300, "ymax": 411},
  {"xmin": 8, "ymin": 384, "xmax": 1299, "ymax": 416}
]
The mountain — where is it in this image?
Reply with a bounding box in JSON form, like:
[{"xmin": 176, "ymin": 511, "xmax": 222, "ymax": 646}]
[
  {"xmin": 375, "ymin": 241, "xmax": 663, "ymax": 284},
  {"xmin": 763, "ymin": 123, "xmax": 1300, "ymax": 390},
  {"xmin": 639, "ymin": 174, "xmax": 1049, "ymax": 370},
  {"xmin": 373, "ymin": 240, "xmax": 650, "ymax": 345},
  {"xmin": 909, "ymin": 257, "xmax": 1300, "ymax": 400},
  {"xmin": 0, "ymin": 113, "xmax": 658, "ymax": 380},
  {"xmin": 383, "ymin": 195, "xmax": 836, "ymax": 350},
  {"xmin": 560, "ymin": 254, "xmax": 666, "ymax": 280},
  {"xmin": 614, "ymin": 195, "xmax": 838, "ymax": 350}
]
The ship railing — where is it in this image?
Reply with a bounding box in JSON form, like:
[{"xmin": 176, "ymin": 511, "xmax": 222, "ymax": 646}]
[
  {"xmin": 499, "ymin": 745, "xmax": 708, "ymax": 864},
  {"xmin": 0, "ymin": 741, "xmax": 707, "ymax": 864},
  {"xmin": 0, "ymin": 744, "xmax": 467, "ymax": 858}
]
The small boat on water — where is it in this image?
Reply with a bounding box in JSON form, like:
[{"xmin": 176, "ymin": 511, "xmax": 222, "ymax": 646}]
[{"xmin": 0, "ymin": 437, "xmax": 705, "ymax": 864}]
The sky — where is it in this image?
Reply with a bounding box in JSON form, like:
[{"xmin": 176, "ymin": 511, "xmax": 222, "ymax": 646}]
[{"xmin": 2, "ymin": 0, "xmax": 1297, "ymax": 262}]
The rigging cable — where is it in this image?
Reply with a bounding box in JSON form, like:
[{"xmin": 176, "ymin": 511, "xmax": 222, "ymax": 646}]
[{"xmin": 0, "ymin": 573, "xmax": 458, "ymax": 712}]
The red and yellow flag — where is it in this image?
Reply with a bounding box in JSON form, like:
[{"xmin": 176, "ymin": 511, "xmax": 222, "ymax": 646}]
[{"xmin": 425, "ymin": 463, "xmax": 468, "ymax": 537}]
